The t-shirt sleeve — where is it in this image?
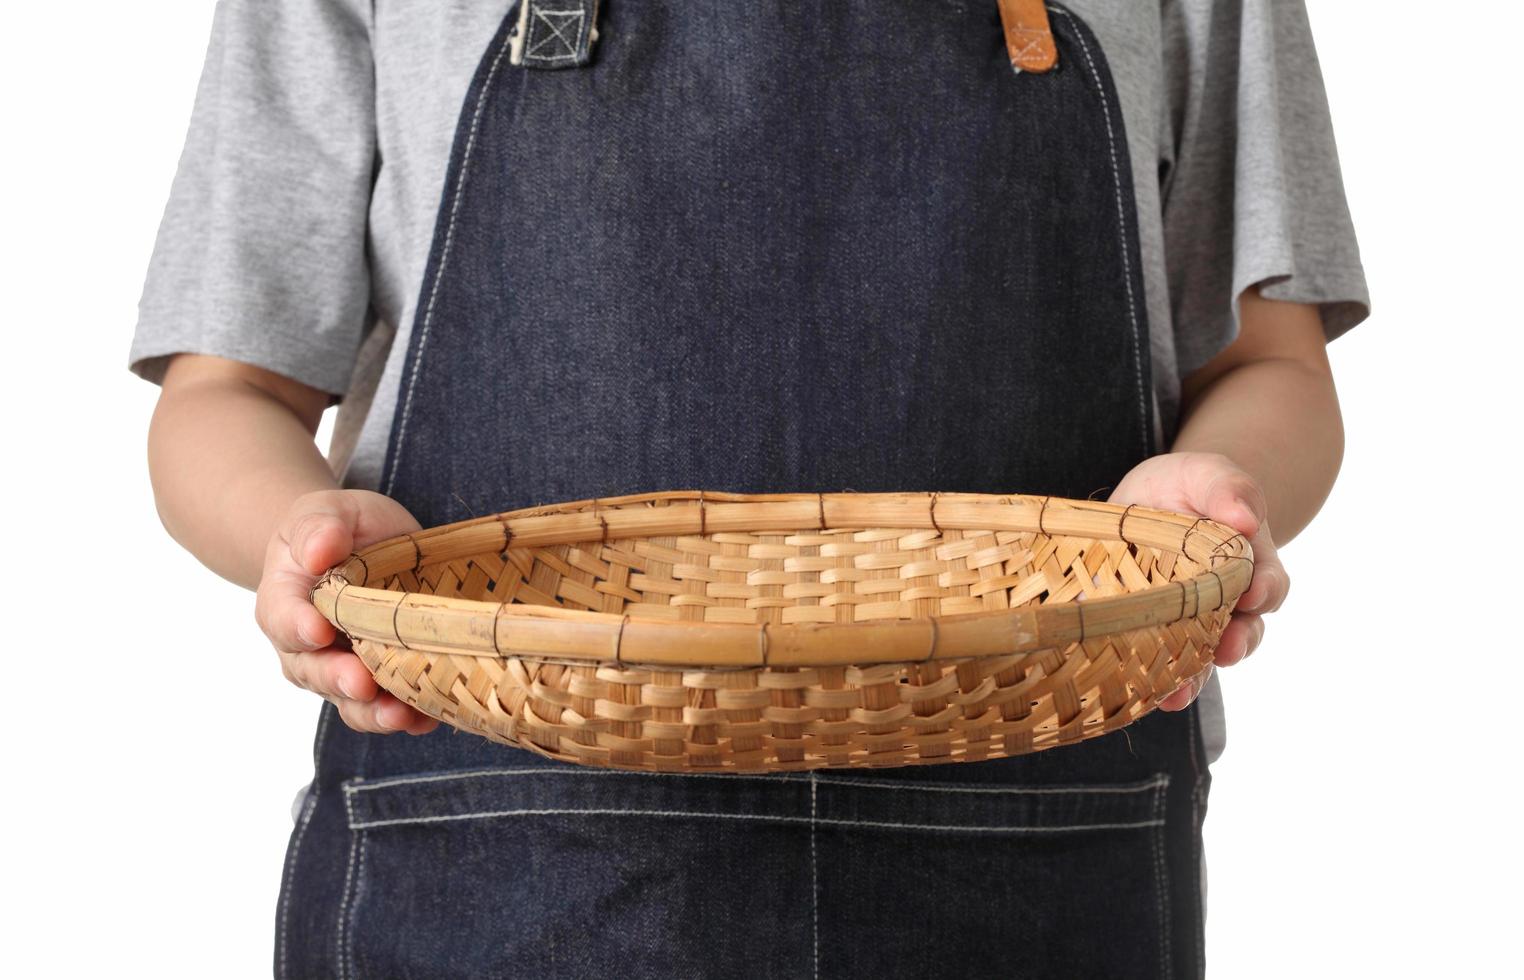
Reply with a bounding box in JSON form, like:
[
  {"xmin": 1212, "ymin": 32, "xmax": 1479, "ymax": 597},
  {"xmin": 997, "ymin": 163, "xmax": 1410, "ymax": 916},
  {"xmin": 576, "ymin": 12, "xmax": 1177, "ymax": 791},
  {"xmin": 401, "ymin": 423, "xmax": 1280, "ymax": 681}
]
[
  {"xmin": 127, "ymin": 0, "xmax": 376, "ymax": 397},
  {"xmin": 1160, "ymin": 0, "xmax": 1370, "ymax": 380}
]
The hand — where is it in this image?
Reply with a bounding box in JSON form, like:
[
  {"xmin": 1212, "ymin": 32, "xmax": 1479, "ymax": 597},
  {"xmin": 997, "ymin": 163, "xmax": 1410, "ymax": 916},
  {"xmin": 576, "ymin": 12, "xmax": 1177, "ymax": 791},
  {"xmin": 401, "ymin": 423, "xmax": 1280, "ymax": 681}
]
[
  {"xmin": 254, "ymin": 489, "xmax": 439, "ymax": 735},
  {"xmin": 1107, "ymin": 451, "xmax": 1290, "ymax": 711}
]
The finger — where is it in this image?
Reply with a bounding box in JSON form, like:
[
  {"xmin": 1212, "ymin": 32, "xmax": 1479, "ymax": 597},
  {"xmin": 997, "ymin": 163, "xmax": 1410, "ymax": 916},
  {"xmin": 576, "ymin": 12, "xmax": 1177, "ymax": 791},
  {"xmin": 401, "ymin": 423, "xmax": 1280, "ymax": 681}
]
[
  {"xmin": 1188, "ymin": 458, "xmax": 1267, "ymax": 540},
  {"xmin": 334, "ymin": 692, "xmax": 438, "ymax": 735},
  {"xmin": 370, "ymin": 693, "xmax": 419, "ymax": 732},
  {"xmin": 1158, "ymin": 685, "xmax": 1193, "ymax": 712},
  {"xmin": 334, "ymin": 696, "xmax": 395, "ymax": 734},
  {"xmin": 283, "ymin": 495, "xmax": 360, "ymax": 577},
  {"xmin": 334, "ymin": 693, "xmax": 399, "ymax": 734},
  {"xmin": 281, "ymin": 648, "xmax": 380, "ymax": 702},
  {"xmin": 1159, "ymin": 664, "xmax": 1212, "ymax": 712},
  {"xmin": 256, "ymin": 563, "xmax": 341, "ymax": 653},
  {"xmin": 256, "ymin": 497, "xmax": 357, "ymax": 652},
  {"xmin": 1242, "ymin": 615, "xmax": 1267, "ymax": 660},
  {"xmin": 258, "ymin": 492, "xmax": 426, "ymax": 655},
  {"xmin": 400, "ymin": 710, "xmax": 441, "ymax": 736},
  {"xmin": 1189, "ymin": 462, "xmax": 1287, "ymax": 617},
  {"xmin": 371, "ymin": 692, "xmax": 438, "ymax": 734},
  {"xmin": 1158, "ymin": 674, "xmax": 1198, "ymax": 711},
  {"xmin": 1213, "ymin": 614, "xmax": 1262, "ymax": 668},
  {"xmin": 1236, "ymin": 526, "xmax": 1289, "ymax": 616}
]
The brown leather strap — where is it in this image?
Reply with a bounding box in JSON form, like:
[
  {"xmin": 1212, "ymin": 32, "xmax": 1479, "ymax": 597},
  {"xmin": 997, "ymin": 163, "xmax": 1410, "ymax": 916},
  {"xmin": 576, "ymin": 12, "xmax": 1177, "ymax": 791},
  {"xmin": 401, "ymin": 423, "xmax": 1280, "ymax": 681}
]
[{"xmin": 997, "ymin": 0, "xmax": 1058, "ymax": 73}]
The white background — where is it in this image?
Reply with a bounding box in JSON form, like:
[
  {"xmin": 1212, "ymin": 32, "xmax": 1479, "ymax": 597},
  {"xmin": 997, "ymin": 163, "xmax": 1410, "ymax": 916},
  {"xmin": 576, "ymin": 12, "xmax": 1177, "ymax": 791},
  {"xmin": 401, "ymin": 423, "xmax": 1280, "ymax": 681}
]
[{"xmin": 1, "ymin": 2, "xmax": 1519, "ymax": 976}]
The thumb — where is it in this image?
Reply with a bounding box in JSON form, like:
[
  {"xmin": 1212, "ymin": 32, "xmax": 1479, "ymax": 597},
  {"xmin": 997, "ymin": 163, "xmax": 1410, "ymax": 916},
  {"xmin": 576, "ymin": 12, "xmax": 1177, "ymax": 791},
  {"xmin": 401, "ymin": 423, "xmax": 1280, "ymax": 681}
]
[
  {"xmin": 283, "ymin": 492, "xmax": 362, "ymax": 577},
  {"xmin": 347, "ymin": 489, "xmax": 424, "ymax": 551},
  {"xmin": 1191, "ymin": 459, "xmax": 1267, "ymax": 541}
]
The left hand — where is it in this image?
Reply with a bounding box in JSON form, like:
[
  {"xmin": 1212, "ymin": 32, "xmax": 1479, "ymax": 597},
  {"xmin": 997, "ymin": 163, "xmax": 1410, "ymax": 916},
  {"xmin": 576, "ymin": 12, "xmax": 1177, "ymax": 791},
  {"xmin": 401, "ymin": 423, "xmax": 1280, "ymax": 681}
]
[{"xmin": 1107, "ymin": 451, "xmax": 1290, "ymax": 711}]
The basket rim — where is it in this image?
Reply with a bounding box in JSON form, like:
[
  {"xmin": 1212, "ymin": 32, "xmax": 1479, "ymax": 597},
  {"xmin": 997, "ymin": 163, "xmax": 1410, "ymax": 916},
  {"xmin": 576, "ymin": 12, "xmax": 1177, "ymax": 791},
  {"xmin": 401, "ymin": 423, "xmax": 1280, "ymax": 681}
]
[{"xmin": 308, "ymin": 490, "xmax": 1252, "ymax": 669}]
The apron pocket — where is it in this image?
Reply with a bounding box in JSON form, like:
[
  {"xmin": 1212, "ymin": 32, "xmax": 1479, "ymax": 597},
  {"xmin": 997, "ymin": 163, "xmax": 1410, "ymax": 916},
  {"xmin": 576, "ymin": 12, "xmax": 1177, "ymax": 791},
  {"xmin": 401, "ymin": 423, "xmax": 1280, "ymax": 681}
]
[
  {"xmin": 811, "ymin": 770, "xmax": 1174, "ymax": 979},
  {"xmin": 337, "ymin": 763, "xmax": 1172, "ymax": 979}
]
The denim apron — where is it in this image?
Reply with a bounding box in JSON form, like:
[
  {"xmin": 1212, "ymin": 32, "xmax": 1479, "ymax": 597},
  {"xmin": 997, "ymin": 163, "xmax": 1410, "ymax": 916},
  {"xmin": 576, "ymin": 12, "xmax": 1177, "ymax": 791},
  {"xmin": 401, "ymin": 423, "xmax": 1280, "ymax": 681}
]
[{"xmin": 278, "ymin": 3, "xmax": 1210, "ymax": 977}]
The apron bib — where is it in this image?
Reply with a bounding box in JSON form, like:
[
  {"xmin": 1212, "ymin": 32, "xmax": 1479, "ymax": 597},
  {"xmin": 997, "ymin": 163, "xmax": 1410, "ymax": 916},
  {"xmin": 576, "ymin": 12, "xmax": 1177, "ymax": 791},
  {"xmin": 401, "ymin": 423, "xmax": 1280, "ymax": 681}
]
[{"xmin": 279, "ymin": 4, "xmax": 1209, "ymax": 977}]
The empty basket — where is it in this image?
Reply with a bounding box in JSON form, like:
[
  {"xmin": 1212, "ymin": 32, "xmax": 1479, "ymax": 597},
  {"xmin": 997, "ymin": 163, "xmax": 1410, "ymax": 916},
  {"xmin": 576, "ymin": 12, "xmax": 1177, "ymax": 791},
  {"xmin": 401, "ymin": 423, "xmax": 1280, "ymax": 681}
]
[{"xmin": 309, "ymin": 490, "xmax": 1252, "ymax": 772}]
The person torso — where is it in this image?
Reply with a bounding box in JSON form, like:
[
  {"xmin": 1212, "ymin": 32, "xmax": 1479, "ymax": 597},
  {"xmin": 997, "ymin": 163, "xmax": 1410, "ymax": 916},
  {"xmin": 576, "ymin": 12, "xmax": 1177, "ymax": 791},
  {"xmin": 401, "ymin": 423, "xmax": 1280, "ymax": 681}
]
[{"xmin": 333, "ymin": 0, "xmax": 1184, "ymax": 492}]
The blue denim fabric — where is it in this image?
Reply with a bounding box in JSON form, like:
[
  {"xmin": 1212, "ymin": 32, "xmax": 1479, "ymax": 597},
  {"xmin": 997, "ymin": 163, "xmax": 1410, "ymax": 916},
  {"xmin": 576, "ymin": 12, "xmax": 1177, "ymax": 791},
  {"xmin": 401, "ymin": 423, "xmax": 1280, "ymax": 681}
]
[{"xmin": 278, "ymin": 3, "xmax": 1208, "ymax": 977}]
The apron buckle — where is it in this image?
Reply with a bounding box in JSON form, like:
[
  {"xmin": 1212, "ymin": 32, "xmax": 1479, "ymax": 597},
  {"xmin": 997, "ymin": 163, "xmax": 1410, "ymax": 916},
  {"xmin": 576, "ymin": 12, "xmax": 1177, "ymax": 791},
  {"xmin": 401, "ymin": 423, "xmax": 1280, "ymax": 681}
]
[
  {"xmin": 510, "ymin": 0, "xmax": 600, "ymax": 70},
  {"xmin": 997, "ymin": 0, "xmax": 1058, "ymax": 74}
]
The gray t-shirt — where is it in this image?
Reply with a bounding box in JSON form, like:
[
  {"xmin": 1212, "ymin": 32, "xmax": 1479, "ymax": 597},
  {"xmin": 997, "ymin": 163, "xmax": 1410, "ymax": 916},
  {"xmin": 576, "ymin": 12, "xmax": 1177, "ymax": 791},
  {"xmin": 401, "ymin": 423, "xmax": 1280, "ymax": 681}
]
[{"xmin": 128, "ymin": 0, "xmax": 1370, "ymax": 765}]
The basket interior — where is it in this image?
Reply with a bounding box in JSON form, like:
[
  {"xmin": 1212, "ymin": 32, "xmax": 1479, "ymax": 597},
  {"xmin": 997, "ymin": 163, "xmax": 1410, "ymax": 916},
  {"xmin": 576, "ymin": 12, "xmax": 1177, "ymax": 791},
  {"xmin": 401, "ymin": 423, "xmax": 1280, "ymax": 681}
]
[{"xmin": 371, "ymin": 524, "xmax": 1210, "ymax": 627}]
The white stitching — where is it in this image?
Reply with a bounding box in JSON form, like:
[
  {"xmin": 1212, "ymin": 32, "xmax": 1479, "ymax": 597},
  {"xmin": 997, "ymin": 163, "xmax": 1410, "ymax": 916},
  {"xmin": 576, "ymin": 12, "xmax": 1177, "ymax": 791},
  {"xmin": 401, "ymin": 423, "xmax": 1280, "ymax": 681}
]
[
  {"xmin": 1188, "ymin": 707, "xmax": 1206, "ymax": 975},
  {"xmin": 276, "ymin": 792, "xmax": 318, "ymax": 977},
  {"xmin": 277, "ymin": 706, "xmax": 333, "ymax": 980},
  {"xmin": 335, "ymin": 834, "xmax": 360, "ymax": 978},
  {"xmin": 383, "ymin": 27, "xmax": 518, "ymax": 496},
  {"xmin": 813, "ymin": 773, "xmax": 1168, "ymax": 796},
  {"xmin": 348, "ymin": 807, "xmax": 1166, "ymax": 833},
  {"xmin": 526, "ymin": 9, "xmax": 584, "ymax": 59},
  {"xmin": 345, "ymin": 767, "xmax": 805, "ymax": 792},
  {"xmin": 389, "ymin": 6, "xmax": 1150, "ymax": 493},
  {"xmin": 1049, "ymin": 8, "xmax": 1151, "ymax": 458},
  {"xmin": 350, "ymin": 833, "xmax": 370, "ymax": 980},
  {"xmin": 810, "ymin": 773, "xmax": 820, "ymax": 980},
  {"xmin": 1151, "ymin": 779, "xmax": 1171, "ymax": 978},
  {"xmin": 336, "ymin": 789, "xmax": 362, "ymax": 980},
  {"xmin": 1005, "ymin": 32, "xmax": 1044, "ymax": 71},
  {"xmin": 345, "ymin": 766, "xmax": 1169, "ymax": 796}
]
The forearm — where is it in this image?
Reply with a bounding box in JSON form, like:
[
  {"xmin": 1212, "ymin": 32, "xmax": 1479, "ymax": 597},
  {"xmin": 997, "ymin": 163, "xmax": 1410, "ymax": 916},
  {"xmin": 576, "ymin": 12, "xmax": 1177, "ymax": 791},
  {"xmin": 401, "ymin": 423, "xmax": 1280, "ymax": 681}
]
[
  {"xmin": 1169, "ymin": 294, "xmax": 1344, "ymax": 544},
  {"xmin": 147, "ymin": 356, "xmax": 338, "ymax": 589}
]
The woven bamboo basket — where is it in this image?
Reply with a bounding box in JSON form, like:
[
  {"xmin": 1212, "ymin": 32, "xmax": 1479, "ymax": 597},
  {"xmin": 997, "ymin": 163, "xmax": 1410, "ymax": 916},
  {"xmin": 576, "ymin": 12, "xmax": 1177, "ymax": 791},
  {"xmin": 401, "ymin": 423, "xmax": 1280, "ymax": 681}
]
[{"xmin": 310, "ymin": 491, "xmax": 1251, "ymax": 772}]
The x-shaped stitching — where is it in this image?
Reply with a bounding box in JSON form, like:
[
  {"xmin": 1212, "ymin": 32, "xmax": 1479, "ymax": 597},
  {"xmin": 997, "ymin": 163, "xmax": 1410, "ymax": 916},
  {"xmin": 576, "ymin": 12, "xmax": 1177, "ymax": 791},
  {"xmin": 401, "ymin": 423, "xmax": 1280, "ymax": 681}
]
[
  {"xmin": 527, "ymin": 9, "xmax": 584, "ymax": 58},
  {"xmin": 1005, "ymin": 27, "xmax": 1054, "ymax": 71},
  {"xmin": 1007, "ymin": 29, "xmax": 1043, "ymax": 62}
]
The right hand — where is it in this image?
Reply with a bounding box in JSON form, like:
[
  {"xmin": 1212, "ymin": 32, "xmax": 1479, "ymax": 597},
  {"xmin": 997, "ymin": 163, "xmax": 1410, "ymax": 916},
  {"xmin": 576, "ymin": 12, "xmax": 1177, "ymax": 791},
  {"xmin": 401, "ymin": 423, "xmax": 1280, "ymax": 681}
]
[{"xmin": 255, "ymin": 489, "xmax": 439, "ymax": 735}]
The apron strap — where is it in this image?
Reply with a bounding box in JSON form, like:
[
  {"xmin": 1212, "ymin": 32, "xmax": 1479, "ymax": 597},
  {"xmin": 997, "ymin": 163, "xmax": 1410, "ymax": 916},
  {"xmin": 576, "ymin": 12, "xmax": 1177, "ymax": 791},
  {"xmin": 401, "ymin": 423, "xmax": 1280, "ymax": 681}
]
[
  {"xmin": 511, "ymin": 0, "xmax": 600, "ymax": 70},
  {"xmin": 508, "ymin": 0, "xmax": 1054, "ymax": 76},
  {"xmin": 997, "ymin": 0, "xmax": 1059, "ymax": 74}
]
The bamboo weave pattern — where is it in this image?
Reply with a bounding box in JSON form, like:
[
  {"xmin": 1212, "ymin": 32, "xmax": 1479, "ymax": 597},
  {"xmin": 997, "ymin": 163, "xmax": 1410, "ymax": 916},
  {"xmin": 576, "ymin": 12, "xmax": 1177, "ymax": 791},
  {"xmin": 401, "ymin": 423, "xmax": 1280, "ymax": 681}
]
[{"xmin": 313, "ymin": 491, "xmax": 1250, "ymax": 771}]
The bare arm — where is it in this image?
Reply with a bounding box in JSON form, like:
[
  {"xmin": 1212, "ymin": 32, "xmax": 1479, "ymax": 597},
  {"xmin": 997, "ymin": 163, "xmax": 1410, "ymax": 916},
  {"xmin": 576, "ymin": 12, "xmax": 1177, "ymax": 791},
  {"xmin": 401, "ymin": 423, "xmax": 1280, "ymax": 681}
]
[
  {"xmin": 147, "ymin": 353, "xmax": 435, "ymax": 735},
  {"xmin": 148, "ymin": 354, "xmax": 337, "ymax": 589},
  {"xmin": 1110, "ymin": 286, "xmax": 1345, "ymax": 709},
  {"xmin": 1170, "ymin": 286, "xmax": 1344, "ymax": 545}
]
